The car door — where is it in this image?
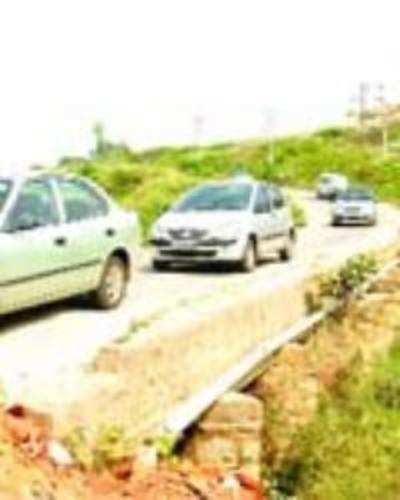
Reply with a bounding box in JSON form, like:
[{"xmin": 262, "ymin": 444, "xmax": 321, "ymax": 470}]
[
  {"xmin": 55, "ymin": 177, "xmax": 114, "ymax": 294},
  {"xmin": 253, "ymin": 185, "xmax": 276, "ymax": 258},
  {"xmin": 0, "ymin": 178, "xmax": 67, "ymax": 314},
  {"xmin": 269, "ymin": 186, "xmax": 289, "ymax": 248}
]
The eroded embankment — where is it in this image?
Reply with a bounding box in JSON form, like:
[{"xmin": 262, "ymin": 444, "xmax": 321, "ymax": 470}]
[{"xmin": 186, "ymin": 262, "xmax": 400, "ymax": 499}]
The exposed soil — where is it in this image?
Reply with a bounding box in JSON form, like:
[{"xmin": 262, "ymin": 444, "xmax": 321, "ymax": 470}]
[{"xmin": 0, "ymin": 405, "xmax": 264, "ymax": 499}]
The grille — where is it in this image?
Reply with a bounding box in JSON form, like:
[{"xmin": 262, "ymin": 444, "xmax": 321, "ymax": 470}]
[
  {"xmin": 161, "ymin": 249, "xmax": 216, "ymax": 258},
  {"xmin": 168, "ymin": 228, "xmax": 207, "ymax": 241}
]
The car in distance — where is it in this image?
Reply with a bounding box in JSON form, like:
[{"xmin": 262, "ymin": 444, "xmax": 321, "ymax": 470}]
[
  {"xmin": 316, "ymin": 173, "xmax": 348, "ymax": 200},
  {"xmin": 149, "ymin": 175, "xmax": 296, "ymax": 272},
  {"xmin": 331, "ymin": 187, "xmax": 377, "ymax": 226},
  {"xmin": 0, "ymin": 172, "xmax": 139, "ymax": 316}
]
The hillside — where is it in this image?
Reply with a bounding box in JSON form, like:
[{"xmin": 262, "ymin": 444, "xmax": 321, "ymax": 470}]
[{"xmin": 58, "ymin": 124, "xmax": 400, "ymax": 235}]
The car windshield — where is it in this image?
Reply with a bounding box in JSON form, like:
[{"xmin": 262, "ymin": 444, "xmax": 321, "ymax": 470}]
[
  {"xmin": 338, "ymin": 189, "xmax": 373, "ymax": 201},
  {"xmin": 175, "ymin": 183, "xmax": 253, "ymax": 212},
  {"xmin": 0, "ymin": 180, "xmax": 11, "ymax": 212},
  {"xmin": 320, "ymin": 175, "xmax": 338, "ymax": 184}
]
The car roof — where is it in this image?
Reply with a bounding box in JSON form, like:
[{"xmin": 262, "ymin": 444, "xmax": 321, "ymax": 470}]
[
  {"xmin": 200, "ymin": 176, "xmax": 267, "ymax": 188},
  {"xmin": 319, "ymin": 172, "xmax": 345, "ymax": 179}
]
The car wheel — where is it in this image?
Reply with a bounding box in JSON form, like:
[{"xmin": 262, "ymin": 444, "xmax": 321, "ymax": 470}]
[
  {"xmin": 279, "ymin": 235, "xmax": 294, "ymax": 262},
  {"xmin": 239, "ymin": 239, "xmax": 257, "ymax": 272},
  {"xmin": 92, "ymin": 256, "xmax": 128, "ymax": 309},
  {"xmin": 153, "ymin": 260, "xmax": 171, "ymax": 271}
]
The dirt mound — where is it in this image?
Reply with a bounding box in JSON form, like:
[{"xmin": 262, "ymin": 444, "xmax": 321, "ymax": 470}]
[{"xmin": 0, "ymin": 404, "xmax": 264, "ymax": 499}]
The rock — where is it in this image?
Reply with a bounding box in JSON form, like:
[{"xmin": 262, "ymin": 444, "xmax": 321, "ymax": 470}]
[
  {"xmin": 135, "ymin": 445, "xmax": 158, "ymax": 469},
  {"xmin": 47, "ymin": 439, "xmax": 74, "ymax": 467},
  {"xmin": 4, "ymin": 404, "xmax": 52, "ymax": 458}
]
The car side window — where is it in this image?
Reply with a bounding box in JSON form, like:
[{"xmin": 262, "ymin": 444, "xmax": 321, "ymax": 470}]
[
  {"xmin": 271, "ymin": 187, "xmax": 285, "ymax": 209},
  {"xmin": 254, "ymin": 186, "xmax": 271, "ymax": 213},
  {"xmin": 58, "ymin": 179, "xmax": 109, "ymax": 223},
  {"xmin": 7, "ymin": 179, "xmax": 59, "ymax": 231}
]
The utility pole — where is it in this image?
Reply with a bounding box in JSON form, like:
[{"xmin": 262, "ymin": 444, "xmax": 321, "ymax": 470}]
[
  {"xmin": 357, "ymin": 82, "xmax": 369, "ymax": 133},
  {"xmin": 375, "ymin": 82, "xmax": 389, "ymax": 157}
]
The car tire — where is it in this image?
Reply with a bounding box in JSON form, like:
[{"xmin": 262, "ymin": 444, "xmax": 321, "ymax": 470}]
[
  {"xmin": 92, "ymin": 256, "xmax": 128, "ymax": 309},
  {"xmin": 153, "ymin": 260, "xmax": 171, "ymax": 272},
  {"xmin": 239, "ymin": 239, "xmax": 257, "ymax": 272},
  {"xmin": 279, "ymin": 235, "xmax": 294, "ymax": 262}
]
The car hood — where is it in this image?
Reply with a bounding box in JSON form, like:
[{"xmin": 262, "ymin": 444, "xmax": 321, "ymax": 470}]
[
  {"xmin": 335, "ymin": 200, "xmax": 375, "ymax": 210},
  {"xmin": 155, "ymin": 210, "xmax": 250, "ymax": 230}
]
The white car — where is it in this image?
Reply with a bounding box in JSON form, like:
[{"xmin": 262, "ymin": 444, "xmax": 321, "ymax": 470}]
[
  {"xmin": 150, "ymin": 176, "xmax": 296, "ymax": 272},
  {"xmin": 332, "ymin": 187, "xmax": 377, "ymax": 226},
  {"xmin": 317, "ymin": 173, "xmax": 348, "ymax": 200}
]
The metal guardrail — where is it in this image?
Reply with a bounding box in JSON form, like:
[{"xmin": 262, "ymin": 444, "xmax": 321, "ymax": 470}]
[{"xmin": 163, "ymin": 256, "xmax": 400, "ymax": 437}]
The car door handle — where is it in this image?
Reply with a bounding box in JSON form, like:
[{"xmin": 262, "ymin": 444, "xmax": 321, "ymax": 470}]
[
  {"xmin": 106, "ymin": 228, "xmax": 116, "ymax": 237},
  {"xmin": 54, "ymin": 236, "xmax": 67, "ymax": 246}
]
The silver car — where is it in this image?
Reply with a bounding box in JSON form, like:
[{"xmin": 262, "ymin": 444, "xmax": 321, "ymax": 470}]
[
  {"xmin": 332, "ymin": 187, "xmax": 377, "ymax": 226},
  {"xmin": 0, "ymin": 172, "xmax": 139, "ymax": 315},
  {"xmin": 150, "ymin": 176, "xmax": 296, "ymax": 272}
]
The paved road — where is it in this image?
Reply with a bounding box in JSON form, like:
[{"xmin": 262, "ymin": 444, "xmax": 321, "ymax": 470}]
[{"xmin": 0, "ymin": 192, "xmax": 398, "ymax": 409}]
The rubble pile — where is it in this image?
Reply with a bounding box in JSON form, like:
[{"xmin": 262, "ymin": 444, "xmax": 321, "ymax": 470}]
[{"xmin": 0, "ymin": 404, "xmax": 264, "ymax": 499}]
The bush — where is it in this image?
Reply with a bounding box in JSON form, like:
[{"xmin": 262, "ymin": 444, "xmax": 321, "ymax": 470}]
[
  {"xmin": 290, "ymin": 202, "xmax": 307, "ymax": 228},
  {"xmin": 319, "ymin": 254, "xmax": 378, "ymax": 302},
  {"xmin": 284, "ymin": 343, "xmax": 400, "ymax": 499},
  {"xmin": 64, "ymin": 424, "xmax": 134, "ymax": 471}
]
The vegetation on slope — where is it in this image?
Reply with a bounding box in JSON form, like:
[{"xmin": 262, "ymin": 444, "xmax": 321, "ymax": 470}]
[
  {"xmin": 291, "ymin": 342, "xmax": 400, "ymax": 500},
  {"xmin": 58, "ymin": 123, "xmax": 400, "ymax": 235}
]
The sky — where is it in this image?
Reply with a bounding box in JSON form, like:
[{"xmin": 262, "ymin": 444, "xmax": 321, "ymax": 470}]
[{"xmin": 0, "ymin": 0, "xmax": 400, "ymax": 171}]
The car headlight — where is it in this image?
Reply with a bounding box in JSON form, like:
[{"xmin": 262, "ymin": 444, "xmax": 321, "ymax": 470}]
[
  {"xmin": 333, "ymin": 205, "xmax": 344, "ymax": 215},
  {"xmin": 152, "ymin": 224, "xmax": 168, "ymax": 239},
  {"xmin": 363, "ymin": 205, "xmax": 375, "ymax": 214}
]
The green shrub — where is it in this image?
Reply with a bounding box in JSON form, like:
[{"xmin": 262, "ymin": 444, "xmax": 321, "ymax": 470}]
[
  {"xmin": 64, "ymin": 424, "xmax": 134, "ymax": 471},
  {"xmin": 290, "ymin": 202, "xmax": 307, "ymax": 228},
  {"xmin": 319, "ymin": 254, "xmax": 378, "ymax": 302},
  {"xmin": 282, "ymin": 342, "xmax": 400, "ymax": 499}
]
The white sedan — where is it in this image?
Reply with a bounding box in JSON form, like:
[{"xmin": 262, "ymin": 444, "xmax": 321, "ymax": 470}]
[
  {"xmin": 150, "ymin": 176, "xmax": 296, "ymax": 272},
  {"xmin": 332, "ymin": 187, "xmax": 377, "ymax": 226}
]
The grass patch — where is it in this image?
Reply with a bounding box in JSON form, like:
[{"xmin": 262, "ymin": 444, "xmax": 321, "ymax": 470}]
[{"xmin": 272, "ymin": 339, "xmax": 400, "ymax": 500}]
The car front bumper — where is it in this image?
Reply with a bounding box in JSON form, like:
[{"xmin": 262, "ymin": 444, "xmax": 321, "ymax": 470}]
[
  {"xmin": 151, "ymin": 237, "xmax": 246, "ymax": 263},
  {"xmin": 332, "ymin": 213, "xmax": 376, "ymax": 225}
]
